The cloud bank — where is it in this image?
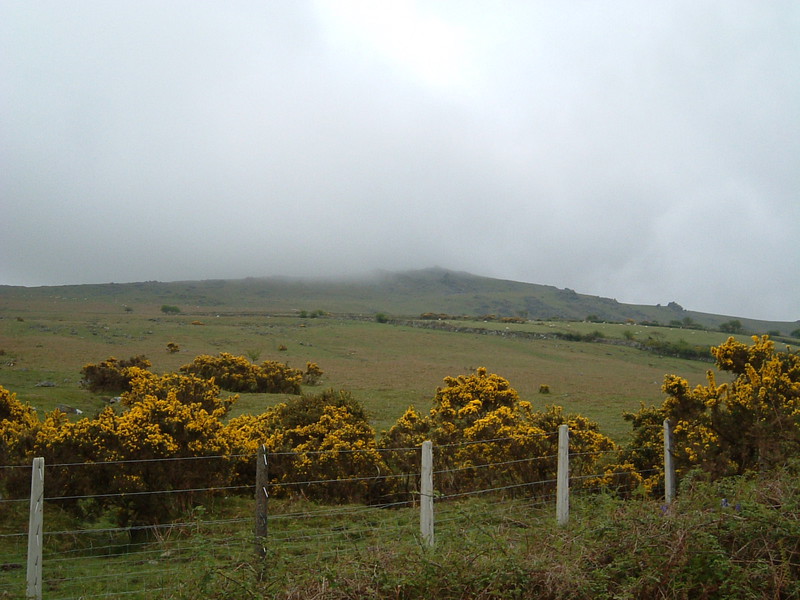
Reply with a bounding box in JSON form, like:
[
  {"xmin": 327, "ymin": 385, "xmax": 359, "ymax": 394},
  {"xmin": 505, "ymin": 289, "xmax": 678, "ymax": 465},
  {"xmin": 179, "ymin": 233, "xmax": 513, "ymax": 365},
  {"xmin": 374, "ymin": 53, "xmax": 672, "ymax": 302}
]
[{"xmin": 1, "ymin": 1, "xmax": 798, "ymax": 321}]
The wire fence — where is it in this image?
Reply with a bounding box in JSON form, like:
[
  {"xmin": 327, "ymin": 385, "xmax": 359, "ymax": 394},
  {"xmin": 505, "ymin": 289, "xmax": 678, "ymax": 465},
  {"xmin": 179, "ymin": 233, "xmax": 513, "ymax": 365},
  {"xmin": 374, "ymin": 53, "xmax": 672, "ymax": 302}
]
[{"xmin": 1, "ymin": 429, "xmax": 660, "ymax": 600}]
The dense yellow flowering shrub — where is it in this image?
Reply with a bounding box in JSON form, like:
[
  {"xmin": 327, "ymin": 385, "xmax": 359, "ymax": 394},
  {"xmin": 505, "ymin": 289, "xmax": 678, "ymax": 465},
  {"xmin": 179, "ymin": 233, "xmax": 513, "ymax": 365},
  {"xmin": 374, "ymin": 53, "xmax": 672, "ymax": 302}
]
[
  {"xmin": 80, "ymin": 355, "xmax": 152, "ymax": 392},
  {"xmin": 10, "ymin": 385, "xmax": 233, "ymax": 529},
  {"xmin": 122, "ymin": 368, "xmax": 236, "ymax": 414},
  {"xmin": 381, "ymin": 368, "xmax": 617, "ymax": 497},
  {"xmin": 225, "ymin": 389, "xmax": 388, "ymax": 502},
  {"xmin": 0, "ymin": 385, "xmax": 39, "ymax": 467},
  {"xmin": 258, "ymin": 359, "xmax": 303, "ymax": 394},
  {"xmin": 613, "ymin": 404, "xmax": 666, "ymax": 495},
  {"xmin": 622, "ymin": 335, "xmax": 800, "ymax": 484},
  {"xmin": 179, "ymin": 352, "xmax": 303, "ymax": 394}
]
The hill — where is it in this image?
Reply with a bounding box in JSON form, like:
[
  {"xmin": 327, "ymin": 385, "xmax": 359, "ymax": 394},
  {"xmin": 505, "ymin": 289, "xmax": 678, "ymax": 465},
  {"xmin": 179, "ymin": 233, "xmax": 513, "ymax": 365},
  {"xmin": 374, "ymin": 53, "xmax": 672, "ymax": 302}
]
[{"xmin": 1, "ymin": 267, "xmax": 796, "ymax": 336}]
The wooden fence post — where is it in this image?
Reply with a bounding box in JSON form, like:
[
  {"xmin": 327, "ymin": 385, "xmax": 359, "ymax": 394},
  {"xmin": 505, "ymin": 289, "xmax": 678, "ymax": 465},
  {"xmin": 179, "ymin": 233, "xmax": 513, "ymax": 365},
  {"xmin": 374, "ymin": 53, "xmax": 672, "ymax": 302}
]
[
  {"xmin": 26, "ymin": 457, "xmax": 44, "ymax": 600},
  {"xmin": 255, "ymin": 444, "xmax": 268, "ymax": 557},
  {"xmin": 420, "ymin": 440, "xmax": 434, "ymax": 548},
  {"xmin": 556, "ymin": 424, "xmax": 569, "ymax": 526},
  {"xmin": 664, "ymin": 419, "xmax": 676, "ymax": 505}
]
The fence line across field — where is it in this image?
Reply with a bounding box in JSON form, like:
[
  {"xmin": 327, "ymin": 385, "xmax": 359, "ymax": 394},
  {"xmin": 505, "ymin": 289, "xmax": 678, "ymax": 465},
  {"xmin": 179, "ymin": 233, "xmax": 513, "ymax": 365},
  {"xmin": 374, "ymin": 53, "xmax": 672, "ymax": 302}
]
[{"xmin": 10, "ymin": 421, "xmax": 676, "ymax": 600}]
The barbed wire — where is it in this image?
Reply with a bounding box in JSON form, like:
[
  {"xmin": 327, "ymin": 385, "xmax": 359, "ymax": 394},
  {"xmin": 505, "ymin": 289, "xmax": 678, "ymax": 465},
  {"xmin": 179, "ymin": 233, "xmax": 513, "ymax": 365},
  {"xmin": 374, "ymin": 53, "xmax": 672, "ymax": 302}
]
[
  {"xmin": 269, "ymin": 498, "xmax": 416, "ymax": 522},
  {"xmin": 42, "ymin": 453, "xmax": 242, "ymax": 468},
  {"xmin": 267, "ymin": 444, "xmax": 421, "ymax": 456},
  {"xmin": 44, "ymin": 483, "xmax": 252, "ymax": 502},
  {"xmin": 2, "ymin": 439, "xmax": 658, "ymax": 471},
  {"xmin": 433, "ymin": 452, "xmax": 558, "ymax": 476},
  {"xmin": 437, "ymin": 477, "xmax": 559, "ymax": 501},
  {"xmin": 0, "ymin": 496, "xmax": 30, "ymax": 505},
  {"xmin": 433, "ymin": 429, "xmax": 561, "ymax": 450},
  {"xmin": 269, "ymin": 470, "xmax": 416, "ymax": 488},
  {"xmin": 41, "ymin": 516, "xmax": 249, "ymax": 539}
]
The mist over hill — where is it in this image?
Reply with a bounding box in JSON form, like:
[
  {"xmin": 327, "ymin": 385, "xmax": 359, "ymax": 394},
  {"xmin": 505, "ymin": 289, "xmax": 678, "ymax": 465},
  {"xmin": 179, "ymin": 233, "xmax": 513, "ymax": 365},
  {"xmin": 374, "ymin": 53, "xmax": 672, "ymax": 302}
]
[{"xmin": 1, "ymin": 267, "xmax": 796, "ymax": 336}]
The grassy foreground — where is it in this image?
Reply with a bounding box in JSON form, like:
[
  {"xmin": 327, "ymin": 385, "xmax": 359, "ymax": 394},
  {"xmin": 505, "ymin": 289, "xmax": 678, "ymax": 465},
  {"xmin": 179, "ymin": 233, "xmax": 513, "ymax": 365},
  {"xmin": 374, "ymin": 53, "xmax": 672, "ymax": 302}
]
[
  {"xmin": 221, "ymin": 467, "xmax": 800, "ymax": 600},
  {"xmin": 3, "ymin": 464, "xmax": 797, "ymax": 599}
]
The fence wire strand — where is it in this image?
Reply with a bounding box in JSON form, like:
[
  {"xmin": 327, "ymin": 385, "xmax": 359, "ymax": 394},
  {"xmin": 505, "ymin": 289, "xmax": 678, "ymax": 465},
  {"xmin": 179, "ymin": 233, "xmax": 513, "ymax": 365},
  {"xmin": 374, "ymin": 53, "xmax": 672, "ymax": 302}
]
[{"xmin": 3, "ymin": 435, "xmax": 669, "ymax": 599}]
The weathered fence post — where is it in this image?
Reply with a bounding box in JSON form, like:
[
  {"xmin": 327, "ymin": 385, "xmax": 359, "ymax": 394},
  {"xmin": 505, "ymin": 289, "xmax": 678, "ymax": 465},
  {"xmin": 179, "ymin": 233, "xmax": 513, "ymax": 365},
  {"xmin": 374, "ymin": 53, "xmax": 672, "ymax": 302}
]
[
  {"xmin": 663, "ymin": 419, "xmax": 676, "ymax": 505},
  {"xmin": 26, "ymin": 457, "xmax": 44, "ymax": 600},
  {"xmin": 420, "ymin": 440, "xmax": 434, "ymax": 548},
  {"xmin": 556, "ymin": 424, "xmax": 569, "ymax": 526},
  {"xmin": 255, "ymin": 444, "xmax": 268, "ymax": 557}
]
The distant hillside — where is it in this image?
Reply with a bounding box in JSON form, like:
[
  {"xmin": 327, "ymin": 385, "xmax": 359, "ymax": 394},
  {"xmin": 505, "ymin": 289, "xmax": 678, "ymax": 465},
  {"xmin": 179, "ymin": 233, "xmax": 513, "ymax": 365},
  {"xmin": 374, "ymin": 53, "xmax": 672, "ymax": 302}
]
[{"xmin": 1, "ymin": 267, "xmax": 797, "ymax": 336}]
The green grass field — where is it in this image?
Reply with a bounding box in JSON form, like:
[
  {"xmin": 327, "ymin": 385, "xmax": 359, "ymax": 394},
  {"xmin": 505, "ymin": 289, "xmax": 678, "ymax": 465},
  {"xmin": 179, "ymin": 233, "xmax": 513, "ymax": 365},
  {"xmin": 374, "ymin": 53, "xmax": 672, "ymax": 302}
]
[{"xmin": 0, "ymin": 292, "xmax": 768, "ymax": 440}]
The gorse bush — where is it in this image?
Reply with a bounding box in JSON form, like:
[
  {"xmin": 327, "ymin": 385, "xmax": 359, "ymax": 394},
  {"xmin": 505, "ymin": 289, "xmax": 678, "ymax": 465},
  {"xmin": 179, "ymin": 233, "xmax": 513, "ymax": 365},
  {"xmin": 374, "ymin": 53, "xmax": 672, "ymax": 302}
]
[
  {"xmin": 302, "ymin": 361, "xmax": 324, "ymax": 385},
  {"xmin": 225, "ymin": 389, "xmax": 388, "ymax": 502},
  {"xmin": 0, "ymin": 376, "xmax": 235, "ymax": 529},
  {"xmin": 622, "ymin": 335, "xmax": 800, "ymax": 485},
  {"xmin": 80, "ymin": 355, "xmax": 152, "ymax": 392},
  {"xmin": 37, "ymin": 395, "xmax": 232, "ymax": 529},
  {"xmin": 0, "ymin": 385, "xmax": 38, "ymax": 467},
  {"xmin": 616, "ymin": 403, "xmax": 667, "ymax": 495},
  {"xmin": 179, "ymin": 352, "xmax": 303, "ymax": 394},
  {"xmin": 674, "ymin": 335, "xmax": 800, "ymax": 476},
  {"xmin": 122, "ymin": 368, "xmax": 236, "ymax": 414},
  {"xmin": 381, "ymin": 368, "xmax": 619, "ymax": 497}
]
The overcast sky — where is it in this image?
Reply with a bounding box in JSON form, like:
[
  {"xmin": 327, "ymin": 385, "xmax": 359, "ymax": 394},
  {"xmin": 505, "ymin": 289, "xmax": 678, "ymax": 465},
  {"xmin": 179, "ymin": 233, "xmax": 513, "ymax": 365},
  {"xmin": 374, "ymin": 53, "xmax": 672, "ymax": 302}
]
[{"xmin": 1, "ymin": 2, "xmax": 798, "ymax": 321}]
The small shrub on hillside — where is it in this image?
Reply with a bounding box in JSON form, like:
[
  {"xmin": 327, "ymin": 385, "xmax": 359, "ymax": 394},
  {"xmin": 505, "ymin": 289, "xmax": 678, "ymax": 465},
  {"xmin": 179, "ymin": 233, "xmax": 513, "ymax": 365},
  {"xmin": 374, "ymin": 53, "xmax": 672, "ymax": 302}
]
[
  {"xmin": 160, "ymin": 305, "xmax": 180, "ymax": 314},
  {"xmin": 420, "ymin": 312, "xmax": 451, "ymax": 320},
  {"xmin": 80, "ymin": 355, "xmax": 152, "ymax": 392},
  {"xmin": 719, "ymin": 319, "xmax": 743, "ymax": 334},
  {"xmin": 302, "ymin": 361, "xmax": 324, "ymax": 385},
  {"xmin": 500, "ymin": 316, "xmax": 526, "ymax": 324},
  {"xmin": 640, "ymin": 336, "xmax": 711, "ymax": 361}
]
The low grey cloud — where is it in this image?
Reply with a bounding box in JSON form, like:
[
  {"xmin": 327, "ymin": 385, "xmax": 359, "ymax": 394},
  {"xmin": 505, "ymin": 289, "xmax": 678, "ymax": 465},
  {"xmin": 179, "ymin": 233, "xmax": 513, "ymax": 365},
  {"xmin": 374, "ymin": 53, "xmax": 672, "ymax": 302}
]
[{"xmin": 1, "ymin": 1, "xmax": 798, "ymax": 321}]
